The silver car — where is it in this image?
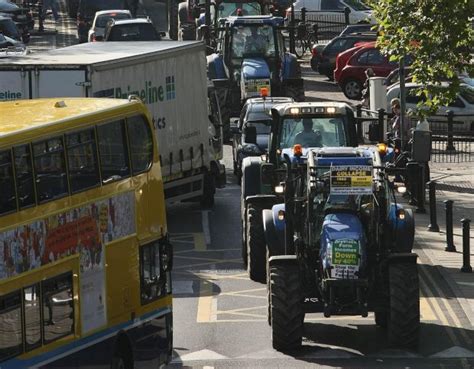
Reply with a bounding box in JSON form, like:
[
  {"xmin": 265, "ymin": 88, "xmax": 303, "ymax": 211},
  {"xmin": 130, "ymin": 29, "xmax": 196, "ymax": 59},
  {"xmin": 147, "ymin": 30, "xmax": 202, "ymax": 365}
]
[{"xmin": 88, "ymin": 9, "xmax": 131, "ymax": 42}]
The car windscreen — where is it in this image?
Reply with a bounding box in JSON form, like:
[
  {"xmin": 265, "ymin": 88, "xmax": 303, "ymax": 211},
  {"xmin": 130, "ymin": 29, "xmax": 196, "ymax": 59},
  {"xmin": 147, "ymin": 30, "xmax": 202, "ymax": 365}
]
[
  {"xmin": 231, "ymin": 24, "xmax": 276, "ymax": 60},
  {"xmin": 460, "ymin": 86, "xmax": 474, "ymax": 104},
  {"xmin": 279, "ymin": 116, "xmax": 347, "ymax": 148},
  {"xmin": 245, "ymin": 120, "xmax": 272, "ymax": 134},
  {"xmin": 109, "ymin": 23, "xmax": 159, "ymax": 41},
  {"xmin": 79, "ymin": 0, "xmax": 126, "ymax": 17},
  {"xmin": 96, "ymin": 12, "xmax": 131, "ymax": 27},
  {"xmin": 218, "ymin": 2, "xmax": 261, "ymax": 17}
]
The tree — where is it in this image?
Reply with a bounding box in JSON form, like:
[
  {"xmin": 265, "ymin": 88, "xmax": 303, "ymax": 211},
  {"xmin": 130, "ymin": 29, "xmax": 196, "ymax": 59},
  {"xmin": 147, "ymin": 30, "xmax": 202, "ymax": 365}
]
[{"xmin": 369, "ymin": 0, "xmax": 474, "ymax": 115}]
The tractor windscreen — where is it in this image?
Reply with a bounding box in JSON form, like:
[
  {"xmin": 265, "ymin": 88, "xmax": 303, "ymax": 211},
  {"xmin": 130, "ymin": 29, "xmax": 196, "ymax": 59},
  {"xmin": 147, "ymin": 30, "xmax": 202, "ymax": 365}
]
[
  {"xmin": 217, "ymin": 2, "xmax": 262, "ymax": 17},
  {"xmin": 231, "ymin": 24, "xmax": 276, "ymax": 60},
  {"xmin": 278, "ymin": 117, "xmax": 347, "ymax": 149}
]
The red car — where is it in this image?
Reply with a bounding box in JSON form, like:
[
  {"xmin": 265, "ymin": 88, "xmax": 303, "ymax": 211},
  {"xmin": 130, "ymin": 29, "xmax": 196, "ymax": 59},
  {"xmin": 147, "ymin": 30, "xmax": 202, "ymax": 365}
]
[{"xmin": 334, "ymin": 41, "xmax": 398, "ymax": 100}]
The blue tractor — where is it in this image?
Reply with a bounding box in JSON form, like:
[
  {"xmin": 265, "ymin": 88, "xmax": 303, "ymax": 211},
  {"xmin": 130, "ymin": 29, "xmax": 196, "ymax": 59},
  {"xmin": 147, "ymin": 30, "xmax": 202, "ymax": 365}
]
[
  {"xmin": 263, "ymin": 143, "xmax": 419, "ymax": 350},
  {"xmin": 207, "ymin": 15, "xmax": 305, "ymax": 140}
]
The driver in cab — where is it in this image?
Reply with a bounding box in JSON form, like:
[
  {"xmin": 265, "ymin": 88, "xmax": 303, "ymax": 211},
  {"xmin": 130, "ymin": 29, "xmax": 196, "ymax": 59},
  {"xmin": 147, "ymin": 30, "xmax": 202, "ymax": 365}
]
[
  {"xmin": 294, "ymin": 119, "xmax": 322, "ymax": 147},
  {"xmin": 244, "ymin": 27, "xmax": 267, "ymax": 54}
]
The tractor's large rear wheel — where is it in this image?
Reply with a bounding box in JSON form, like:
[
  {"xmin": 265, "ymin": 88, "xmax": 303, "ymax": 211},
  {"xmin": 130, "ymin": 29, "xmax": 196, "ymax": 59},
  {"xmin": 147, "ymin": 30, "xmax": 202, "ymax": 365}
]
[
  {"xmin": 247, "ymin": 204, "xmax": 266, "ymax": 283},
  {"xmin": 388, "ymin": 262, "xmax": 420, "ymax": 348},
  {"xmin": 270, "ymin": 263, "xmax": 303, "ymax": 351}
]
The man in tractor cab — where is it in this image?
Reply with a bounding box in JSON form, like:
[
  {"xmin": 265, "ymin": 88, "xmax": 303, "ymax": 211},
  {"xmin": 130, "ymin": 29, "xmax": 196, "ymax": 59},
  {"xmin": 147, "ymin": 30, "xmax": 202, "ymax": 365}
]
[
  {"xmin": 294, "ymin": 119, "xmax": 322, "ymax": 147},
  {"xmin": 244, "ymin": 26, "xmax": 268, "ymax": 54}
]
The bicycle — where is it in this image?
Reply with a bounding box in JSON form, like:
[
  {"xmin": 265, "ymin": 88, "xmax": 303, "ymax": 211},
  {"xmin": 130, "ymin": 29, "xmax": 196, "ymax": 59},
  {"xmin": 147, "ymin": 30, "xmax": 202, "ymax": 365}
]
[{"xmin": 294, "ymin": 22, "xmax": 318, "ymax": 59}]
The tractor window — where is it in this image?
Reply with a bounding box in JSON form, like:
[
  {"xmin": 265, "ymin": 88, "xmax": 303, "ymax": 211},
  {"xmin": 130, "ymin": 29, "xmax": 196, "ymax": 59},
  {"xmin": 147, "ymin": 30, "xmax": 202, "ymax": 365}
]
[
  {"xmin": 218, "ymin": 2, "xmax": 262, "ymax": 17},
  {"xmin": 279, "ymin": 117, "xmax": 347, "ymax": 149},
  {"xmin": 231, "ymin": 25, "xmax": 276, "ymax": 60}
]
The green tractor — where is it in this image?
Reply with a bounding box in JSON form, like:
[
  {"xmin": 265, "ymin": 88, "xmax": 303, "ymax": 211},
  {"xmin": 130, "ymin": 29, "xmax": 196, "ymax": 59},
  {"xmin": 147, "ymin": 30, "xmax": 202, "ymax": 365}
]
[
  {"xmin": 263, "ymin": 143, "xmax": 419, "ymax": 350},
  {"xmin": 241, "ymin": 102, "xmax": 359, "ymax": 282}
]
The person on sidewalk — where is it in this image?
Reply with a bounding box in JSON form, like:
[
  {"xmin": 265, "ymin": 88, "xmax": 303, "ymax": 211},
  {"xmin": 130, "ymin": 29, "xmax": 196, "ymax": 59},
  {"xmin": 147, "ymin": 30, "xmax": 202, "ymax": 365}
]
[{"xmin": 42, "ymin": 0, "xmax": 60, "ymax": 22}]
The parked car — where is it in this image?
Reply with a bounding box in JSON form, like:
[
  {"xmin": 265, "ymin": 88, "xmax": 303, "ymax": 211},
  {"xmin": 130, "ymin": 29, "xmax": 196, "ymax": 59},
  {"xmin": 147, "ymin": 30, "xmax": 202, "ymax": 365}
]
[
  {"xmin": 104, "ymin": 18, "xmax": 161, "ymax": 41},
  {"xmin": 288, "ymin": 0, "xmax": 374, "ymax": 24},
  {"xmin": 339, "ymin": 23, "xmax": 374, "ymax": 36},
  {"xmin": 0, "ymin": 0, "xmax": 34, "ymax": 33},
  {"xmin": 88, "ymin": 9, "xmax": 131, "ymax": 42},
  {"xmin": 232, "ymin": 96, "xmax": 294, "ymax": 179},
  {"xmin": 77, "ymin": 0, "xmax": 127, "ymax": 43},
  {"xmin": 311, "ymin": 32, "xmax": 377, "ymax": 79},
  {"xmin": 386, "ymin": 82, "xmax": 474, "ymax": 132},
  {"xmin": 0, "ymin": 14, "xmax": 28, "ymax": 43},
  {"xmin": 334, "ymin": 41, "xmax": 402, "ymax": 100}
]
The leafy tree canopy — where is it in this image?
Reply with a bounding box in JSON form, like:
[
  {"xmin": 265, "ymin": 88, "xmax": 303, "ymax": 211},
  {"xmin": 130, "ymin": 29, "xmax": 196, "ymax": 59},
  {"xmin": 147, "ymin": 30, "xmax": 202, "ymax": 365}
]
[{"xmin": 369, "ymin": 0, "xmax": 474, "ymax": 115}]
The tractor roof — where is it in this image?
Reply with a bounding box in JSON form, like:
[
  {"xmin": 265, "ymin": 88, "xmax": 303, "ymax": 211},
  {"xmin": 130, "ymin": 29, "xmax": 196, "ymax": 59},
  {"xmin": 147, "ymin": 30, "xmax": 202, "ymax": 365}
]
[
  {"xmin": 226, "ymin": 15, "xmax": 284, "ymax": 26},
  {"xmin": 271, "ymin": 101, "xmax": 352, "ymax": 117}
]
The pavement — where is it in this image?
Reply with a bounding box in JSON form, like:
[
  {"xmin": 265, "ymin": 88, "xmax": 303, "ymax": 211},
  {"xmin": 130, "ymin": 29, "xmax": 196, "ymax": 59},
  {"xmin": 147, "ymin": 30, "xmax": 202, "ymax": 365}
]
[{"xmin": 413, "ymin": 161, "xmax": 474, "ymax": 328}]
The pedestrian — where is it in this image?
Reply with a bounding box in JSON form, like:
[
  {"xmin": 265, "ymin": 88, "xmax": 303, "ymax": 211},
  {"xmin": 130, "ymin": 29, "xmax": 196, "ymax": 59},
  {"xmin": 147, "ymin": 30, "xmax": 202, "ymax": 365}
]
[
  {"xmin": 389, "ymin": 98, "xmax": 410, "ymax": 145},
  {"xmin": 42, "ymin": 0, "xmax": 60, "ymax": 23}
]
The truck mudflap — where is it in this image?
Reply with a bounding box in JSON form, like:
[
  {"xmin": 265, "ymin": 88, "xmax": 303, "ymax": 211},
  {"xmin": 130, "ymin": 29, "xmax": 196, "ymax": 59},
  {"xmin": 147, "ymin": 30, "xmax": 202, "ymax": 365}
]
[{"xmin": 215, "ymin": 161, "xmax": 226, "ymax": 188}]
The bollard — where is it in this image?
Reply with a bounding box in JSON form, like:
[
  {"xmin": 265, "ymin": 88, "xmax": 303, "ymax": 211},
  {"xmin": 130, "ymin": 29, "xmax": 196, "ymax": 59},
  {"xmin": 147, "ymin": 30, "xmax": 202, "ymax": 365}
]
[
  {"xmin": 356, "ymin": 104, "xmax": 363, "ymax": 143},
  {"xmin": 344, "ymin": 7, "xmax": 350, "ymax": 25},
  {"xmin": 38, "ymin": 0, "xmax": 44, "ymax": 32},
  {"xmin": 445, "ymin": 110, "xmax": 456, "ymax": 152},
  {"xmin": 460, "ymin": 218, "xmax": 472, "ymax": 273},
  {"xmin": 377, "ymin": 108, "xmax": 385, "ymax": 143},
  {"xmin": 445, "ymin": 200, "xmax": 456, "ymax": 252},
  {"xmin": 415, "ymin": 164, "xmax": 426, "ymax": 213},
  {"xmin": 427, "ymin": 181, "xmax": 440, "ymax": 232}
]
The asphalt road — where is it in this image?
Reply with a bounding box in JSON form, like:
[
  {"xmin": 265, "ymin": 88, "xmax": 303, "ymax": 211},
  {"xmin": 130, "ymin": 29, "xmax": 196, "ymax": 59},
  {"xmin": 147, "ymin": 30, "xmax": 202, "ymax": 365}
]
[
  {"xmin": 22, "ymin": 20, "xmax": 474, "ymax": 369},
  {"xmin": 165, "ymin": 144, "xmax": 474, "ymax": 368}
]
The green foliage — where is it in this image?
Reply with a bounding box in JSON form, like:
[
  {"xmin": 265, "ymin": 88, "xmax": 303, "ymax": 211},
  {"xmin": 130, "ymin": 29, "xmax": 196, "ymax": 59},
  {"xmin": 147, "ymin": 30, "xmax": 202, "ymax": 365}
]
[{"xmin": 368, "ymin": 0, "xmax": 474, "ymax": 115}]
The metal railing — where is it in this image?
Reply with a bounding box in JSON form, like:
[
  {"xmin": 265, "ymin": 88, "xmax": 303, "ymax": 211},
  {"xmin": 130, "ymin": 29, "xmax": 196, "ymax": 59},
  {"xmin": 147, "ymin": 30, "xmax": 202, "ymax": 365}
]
[
  {"xmin": 354, "ymin": 106, "xmax": 474, "ymax": 163},
  {"xmin": 293, "ymin": 7, "xmax": 350, "ymax": 43}
]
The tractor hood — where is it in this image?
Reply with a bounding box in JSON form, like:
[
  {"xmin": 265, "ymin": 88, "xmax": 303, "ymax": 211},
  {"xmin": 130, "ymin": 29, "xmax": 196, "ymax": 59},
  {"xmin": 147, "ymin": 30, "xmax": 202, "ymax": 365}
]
[
  {"xmin": 241, "ymin": 57, "xmax": 271, "ymax": 79},
  {"xmin": 320, "ymin": 212, "xmax": 367, "ymax": 279},
  {"xmin": 240, "ymin": 58, "xmax": 272, "ymax": 99}
]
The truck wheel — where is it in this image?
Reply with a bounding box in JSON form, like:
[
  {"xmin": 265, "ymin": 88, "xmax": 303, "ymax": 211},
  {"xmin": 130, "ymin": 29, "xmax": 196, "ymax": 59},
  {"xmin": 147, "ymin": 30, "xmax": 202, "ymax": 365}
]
[
  {"xmin": 270, "ymin": 263, "xmax": 303, "ymax": 351},
  {"xmin": 247, "ymin": 204, "xmax": 266, "ymax": 282},
  {"xmin": 200, "ymin": 172, "xmax": 215, "ymax": 208},
  {"xmin": 169, "ymin": 0, "xmax": 179, "ymax": 40},
  {"xmin": 388, "ymin": 262, "xmax": 420, "ymax": 348},
  {"xmin": 375, "ymin": 311, "xmax": 388, "ymax": 328},
  {"xmin": 342, "ymin": 78, "xmax": 362, "ymax": 100},
  {"xmin": 241, "ymin": 203, "xmax": 248, "ymax": 267},
  {"xmin": 267, "ymin": 249, "xmax": 271, "ymax": 326},
  {"xmin": 285, "ymin": 84, "xmax": 305, "ymax": 102}
]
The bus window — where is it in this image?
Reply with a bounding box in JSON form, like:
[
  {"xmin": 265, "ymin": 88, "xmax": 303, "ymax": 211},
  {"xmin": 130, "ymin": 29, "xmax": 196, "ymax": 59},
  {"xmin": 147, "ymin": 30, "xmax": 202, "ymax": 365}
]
[
  {"xmin": 0, "ymin": 291, "xmax": 23, "ymax": 361},
  {"xmin": 127, "ymin": 115, "xmax": 153, "ymax": 174},
  {"xmin": 13, "ymin": 145, "xmax": 36, "ymax": 209},
  {"xmin": 140, "ymin": 242, "xmax": 163, "ymax": 304},
  {"xmin": 0, "ymin": 150, "xmax": 16, "ymax": 215},
  {"xmin": 66, "ymin": 129, "xmax": 100, "ymax": 193},
  {"xmin": 33, "ymin": 137, "xmax": 68, "ymax": 203},
  {"xmin": 42, "ymin": 273, "xmax": 74, "ymax": 344},
  {"xmin": 97, "ymin": 120, "xmax": 131, "ymax": 183},
  {"xmin": 23, "ymin": 284, "xmax": 41, "ymax": 351}
]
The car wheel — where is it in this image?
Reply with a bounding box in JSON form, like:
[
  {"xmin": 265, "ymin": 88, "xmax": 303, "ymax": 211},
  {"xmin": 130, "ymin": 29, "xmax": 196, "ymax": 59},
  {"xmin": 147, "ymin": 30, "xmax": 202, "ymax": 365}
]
[{"xmin": 342, "ymin": 78, "xmax": 362, "ymax": 100}]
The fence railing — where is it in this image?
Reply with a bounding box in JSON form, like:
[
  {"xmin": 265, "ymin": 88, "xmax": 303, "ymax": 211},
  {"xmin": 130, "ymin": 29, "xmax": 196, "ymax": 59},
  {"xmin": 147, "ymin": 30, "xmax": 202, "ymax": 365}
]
[
  {"xmin": 292, "ymin": 8, "xmax": 350, "ymax": 43},
  {"xmin": 354, "ymin": 106, "xmax": 474, "ymax": 163}
]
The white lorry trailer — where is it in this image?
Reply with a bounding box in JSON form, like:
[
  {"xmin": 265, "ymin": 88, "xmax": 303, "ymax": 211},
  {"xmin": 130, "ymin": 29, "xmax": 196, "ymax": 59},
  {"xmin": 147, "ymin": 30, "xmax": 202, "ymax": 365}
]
[{"xmin": 0, "ymin": 41, "xmax": 225, "ymax": 206}]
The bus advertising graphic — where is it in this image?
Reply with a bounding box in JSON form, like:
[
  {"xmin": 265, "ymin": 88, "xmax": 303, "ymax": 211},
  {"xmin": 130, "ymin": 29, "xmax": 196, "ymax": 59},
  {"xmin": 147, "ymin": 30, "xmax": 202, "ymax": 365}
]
[{"xmin": 0, "ymin": 192, "xmax": 136, "ymax": 333}]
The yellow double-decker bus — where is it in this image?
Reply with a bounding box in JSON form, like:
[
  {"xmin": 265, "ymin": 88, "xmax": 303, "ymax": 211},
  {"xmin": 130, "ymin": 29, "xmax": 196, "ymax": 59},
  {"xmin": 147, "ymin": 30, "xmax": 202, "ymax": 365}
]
[{"xmin": 0, "ymin": 97, "xmax": 173, "ymax": 368}]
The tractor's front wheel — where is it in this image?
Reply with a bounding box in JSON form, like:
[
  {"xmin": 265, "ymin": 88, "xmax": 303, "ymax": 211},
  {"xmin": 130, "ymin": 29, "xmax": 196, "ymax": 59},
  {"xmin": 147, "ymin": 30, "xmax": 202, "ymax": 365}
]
[
  {"xmin": 270, "ymin": 263, "xmax": 304, "ymax": 351},
  {"xmin": 388, "ymin": 262, "xmax": 420, "ymax": 348},
  {"xmin": 247, "ymin": 204, "xmax": 266, "ymax": 282}
]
